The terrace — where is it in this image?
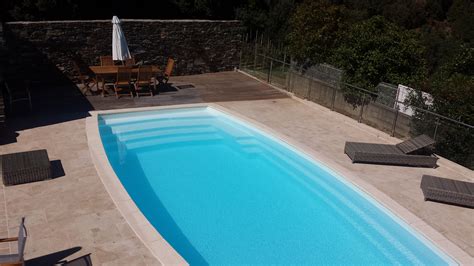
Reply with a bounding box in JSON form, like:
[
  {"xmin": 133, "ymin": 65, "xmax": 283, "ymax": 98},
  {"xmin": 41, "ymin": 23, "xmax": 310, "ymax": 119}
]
[{"xmin": 0, "ymin": 20, "xmax": 472, "ymax": 265}]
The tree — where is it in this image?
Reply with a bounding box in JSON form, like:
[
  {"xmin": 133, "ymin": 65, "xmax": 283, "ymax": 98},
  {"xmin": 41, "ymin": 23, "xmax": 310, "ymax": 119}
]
[
  {"xmin": 407, "ymin": 45, "xmax": 473, "ymax": 168},
  {"xmin": 287, "ymin": 0, "xmax": 348, "ymax": 64},
  {"xmin": 428, "ymin": 45, "xmax": 473, "ymax": 124},
  {"xmin": 236, "ymin": 0, "xmax": 297, "ymax": 42},
  {"xmin": 330, "ymin": 16, "xmax": 427, "ymax": 91},
  {"xmin": 420, "ymin": 27, "xmax": 461, "ymax": 76},
  {"xmin": 175, "ymin": 0, "xmax": 245, "ymax": 19},
  {"xmin": 448, "ymin": 0, "xmax": 474, "ymax": 43}
]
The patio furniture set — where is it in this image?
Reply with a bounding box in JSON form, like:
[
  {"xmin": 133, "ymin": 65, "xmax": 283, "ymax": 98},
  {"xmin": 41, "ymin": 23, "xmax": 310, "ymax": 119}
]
[{"xmin": 75, "ymin": 56, "xmax": 174, "ymax": 99}]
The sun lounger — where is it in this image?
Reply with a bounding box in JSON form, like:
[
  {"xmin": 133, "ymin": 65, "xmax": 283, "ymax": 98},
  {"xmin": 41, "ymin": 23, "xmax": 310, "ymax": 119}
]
[
  {"xmin": 421, "ymin": 175, "xmax": 474, "ymax": 208},
  {"xmin": 0, "ymin": 217, "xmax": 27, "ymax": 266},
  {"xmin": 344, "ymin": 135, "xmax": 438, "ymax": 167}
]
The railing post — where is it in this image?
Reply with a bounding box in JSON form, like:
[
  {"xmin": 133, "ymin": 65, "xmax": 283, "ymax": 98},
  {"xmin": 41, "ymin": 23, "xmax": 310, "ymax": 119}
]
[
  {"xmin": 285, "ymin": 61, "xmax": 292, "ymax": 91},
  {"xmin": 267, "ymin": 60, "xmax": 273, "ymax": 83},
  {"xmin": 253, "ymin": 31, "xmax": 258, "ymax": 71},
  {"xmin": 433, "ymin": 117, "xmax": 440, "ymax": 141},
  {"xmin": 358, "ymin": 94, "xmax": 365, "ymax": 123},
  {"xmin": 307, "ymin": 77, "xmax": 313, "ymax": 100},
  {"xmin": 331, "ymin": 85, "xmax": 337, "ymax": 110},
  {"xmin": 238, "ymin": 43, "xmax": 243, "ymax": 70},
  {"xmin": 391, "ymin": 108, "xmax": 399, "ymax": 136}
]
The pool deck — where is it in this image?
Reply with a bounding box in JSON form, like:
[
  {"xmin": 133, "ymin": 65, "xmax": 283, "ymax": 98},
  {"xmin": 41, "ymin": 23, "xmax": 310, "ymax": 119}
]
[{"xmin": 0, "ymin": 71, "xmax": 473, "ymax": 265}]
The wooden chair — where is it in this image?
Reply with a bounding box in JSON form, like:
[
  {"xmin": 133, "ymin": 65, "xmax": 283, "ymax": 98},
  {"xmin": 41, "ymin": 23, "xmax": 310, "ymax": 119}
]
[
  {"xmin": 114, "ymin": 67, "xmax": 133, "ymax": 99},
  {"xmin": 99, "ymin": 56, "xmax": 117, "ymax": 94},
  {"xmin": 100, "ymin": 56, "xmax": 114, "ymax": 66},
  {"xmin": 134, "ymin": 65, "xmax": 155, "ymax": 97},
  {"xmin": 123, "ymin": 57, "xmax": 135, "ymax": 66},
  {"xmin": 73, "ymin": 61, "xmax": 97, "ymax": 95},
  {"xmin": 157, "ymin": 58, "xmax": 174, "ymax": 84},
  {"xmin": 0, "ymin": 217, "xmax": 27, "ymax": 266},
  {"xmin": 4, "ymin": 80, "xmax": 32, "ymax": 113}
]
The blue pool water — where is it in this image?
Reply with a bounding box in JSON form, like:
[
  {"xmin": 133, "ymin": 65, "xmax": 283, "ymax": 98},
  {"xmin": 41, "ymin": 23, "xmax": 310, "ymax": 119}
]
[{"xmin": 99, "ymin": 107, "xmax": 453, "ymax": 265}]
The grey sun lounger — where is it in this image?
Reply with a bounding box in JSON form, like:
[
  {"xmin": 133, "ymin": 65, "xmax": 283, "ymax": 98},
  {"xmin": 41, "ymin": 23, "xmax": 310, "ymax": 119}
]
[
  {"xmin": 0, "ymin": 217, "xmax": 27, "ymax": 266},
  {"xmin": 421, "ymin": 175, "xmax": 474, "ymax": 208},
  {"xmin": 344, "ymin": 135, "xmax": 438, "ymax": 167}
]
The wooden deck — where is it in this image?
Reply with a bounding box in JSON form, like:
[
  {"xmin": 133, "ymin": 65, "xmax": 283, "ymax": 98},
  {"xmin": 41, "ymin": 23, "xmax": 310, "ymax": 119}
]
[
  {"xmin": 86, "ymin": 71, "xmax": 289, "ymax": 110},
  {"xmin": 1, "ymin": 71, "xmax": 287, "ymax": 138}
]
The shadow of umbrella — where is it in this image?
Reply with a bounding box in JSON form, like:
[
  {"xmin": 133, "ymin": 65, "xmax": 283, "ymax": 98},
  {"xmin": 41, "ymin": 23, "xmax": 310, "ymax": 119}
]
[{"xmin": 25, "ymin": 246, "xmax": 82, "ymax": 266}]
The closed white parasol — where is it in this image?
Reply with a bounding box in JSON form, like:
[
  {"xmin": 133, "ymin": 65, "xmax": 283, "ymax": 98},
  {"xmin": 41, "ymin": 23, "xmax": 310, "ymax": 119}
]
[{"xmin": 112, "ymin": 16, "xmax": 131, "ymax": 61}]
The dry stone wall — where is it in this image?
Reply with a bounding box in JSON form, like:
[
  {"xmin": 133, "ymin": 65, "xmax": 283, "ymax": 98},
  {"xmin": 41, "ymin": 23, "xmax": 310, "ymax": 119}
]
[{"xmin": 4, "ymin": 19, "xmax": 243, "ymax": 81}]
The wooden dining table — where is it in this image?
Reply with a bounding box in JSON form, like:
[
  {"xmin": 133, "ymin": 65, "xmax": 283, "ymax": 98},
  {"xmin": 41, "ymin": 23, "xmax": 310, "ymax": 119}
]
[{"xmin": 89, "ymin": 65, "xmax": 161, "ymax": 96}]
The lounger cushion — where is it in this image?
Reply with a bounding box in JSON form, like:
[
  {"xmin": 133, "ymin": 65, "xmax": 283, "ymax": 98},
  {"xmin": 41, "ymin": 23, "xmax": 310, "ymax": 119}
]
[
  {"xmin": 396, "ymin": 134, "xmax": 434, "ymax": 154},
  {"xmin": 345, "ymin": 142, "xmax": 404, "ymax": 155}
]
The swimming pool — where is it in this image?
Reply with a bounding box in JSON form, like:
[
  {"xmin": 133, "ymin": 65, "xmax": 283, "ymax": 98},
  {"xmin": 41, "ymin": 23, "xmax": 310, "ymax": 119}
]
[{"xmin": 98, "ymin": 106, "xmax": 454, "ymax": 265}]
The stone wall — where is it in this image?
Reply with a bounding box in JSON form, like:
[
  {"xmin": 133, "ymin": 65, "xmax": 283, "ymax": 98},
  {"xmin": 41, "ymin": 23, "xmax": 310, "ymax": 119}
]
[{"xmin": 4, "ymin": 19, "xmax": 243, "ymax": 82}]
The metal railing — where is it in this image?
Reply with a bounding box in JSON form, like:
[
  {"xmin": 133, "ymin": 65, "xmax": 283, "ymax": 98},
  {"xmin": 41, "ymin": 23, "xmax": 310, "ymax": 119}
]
[{"xmin": 239, "ymin": 41, "xmax": 474, "ymax": 169}]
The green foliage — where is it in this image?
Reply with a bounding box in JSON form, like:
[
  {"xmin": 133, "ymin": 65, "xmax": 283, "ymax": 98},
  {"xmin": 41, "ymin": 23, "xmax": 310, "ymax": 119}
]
[
  {"xmin": 343, "ymin": 0, "xmax": 453, "ymax": 29},
  {"xmin": 380, "ymin": 0, "xmax": 428, "ymax": 29},
  {"xmin": 236, "ymin": 0, "xmax": 297, "ymax": 41},
  {"xmin": 429, "ymin": 46, "xmax": 474, "ymax": 123},
  {"xmin": 287, "ymin": 0, "xmax": 348, "ymax": 64},
  {"xmin": 420, "ymin": 28, "xmax": 461, "ymax": 76},
  {"xmin": 175, "ymin": 0, "xmax": 245, "ymax": 19},
  {"xmin": 448, "ymin": 0, "xmax": 474, "ymax": 43},
  {"xmin": 331, "ymin": 16, "xmax": 427, "ymax": 91},
  {"xmin": 406, "ymin": 45, "xmax": 473, "ymax": 168}
]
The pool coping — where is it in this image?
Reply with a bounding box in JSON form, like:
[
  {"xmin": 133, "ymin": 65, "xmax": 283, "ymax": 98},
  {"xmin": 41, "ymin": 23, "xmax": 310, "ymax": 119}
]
[{"xmin": 86, "ymin": 103, "xmax": 472, "ymax": 265}]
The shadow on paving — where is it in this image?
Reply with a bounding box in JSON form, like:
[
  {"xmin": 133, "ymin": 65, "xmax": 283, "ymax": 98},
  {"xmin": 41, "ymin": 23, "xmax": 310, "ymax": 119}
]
[{"xmin": 1, "ymin": 27, "xmax": 94, "ymax": 144}]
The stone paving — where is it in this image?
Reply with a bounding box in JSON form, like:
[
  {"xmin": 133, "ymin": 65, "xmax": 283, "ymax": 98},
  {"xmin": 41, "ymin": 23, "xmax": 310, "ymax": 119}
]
[
  {"xmin": 0, "ymin": 119, "xmax": 159, "ymax": 265},
  {"xmin": 0, "ymin": 71, "xmax": 472, "ymax": 265}
]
